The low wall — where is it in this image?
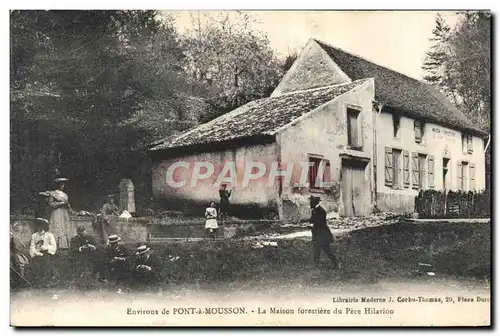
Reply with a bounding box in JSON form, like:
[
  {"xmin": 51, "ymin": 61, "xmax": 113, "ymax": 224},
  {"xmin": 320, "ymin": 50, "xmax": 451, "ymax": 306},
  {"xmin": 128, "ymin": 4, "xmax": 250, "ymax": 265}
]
[
  {"xmin": 10, "ymin": 215, "xmax": 288, "ymax": 250},
  {"xmin": 10, "ymin": 216, "xmax": 150, "ymax": 250},
  {"xmin": 376, "ymin": 192, "xmax": 415, "ymax": 214}
]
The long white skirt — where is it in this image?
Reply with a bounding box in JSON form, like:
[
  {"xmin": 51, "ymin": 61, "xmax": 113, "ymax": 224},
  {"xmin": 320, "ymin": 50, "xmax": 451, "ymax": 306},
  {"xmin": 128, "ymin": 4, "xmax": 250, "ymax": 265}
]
[{"xmin": 205, "ymin": 219, "xmax": 218, "ymax": 229}]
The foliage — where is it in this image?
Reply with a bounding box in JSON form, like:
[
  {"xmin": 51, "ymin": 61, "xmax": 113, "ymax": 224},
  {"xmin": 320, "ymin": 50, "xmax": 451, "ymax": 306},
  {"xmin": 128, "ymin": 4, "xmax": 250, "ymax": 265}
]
[
  {"xmin": 10, "ymin": 10, "xmax": 181, "ymax": 213},
  {"xmin": 423, "ymin": 12, "xmax": 491, "ymax": 132},
  {"xmin": 180, "ymin": 12, "xmax": 285, "ymax": 122},
  {"xmin": 10, "ymin": 10, "xmax": 288, "ymax": 214}
]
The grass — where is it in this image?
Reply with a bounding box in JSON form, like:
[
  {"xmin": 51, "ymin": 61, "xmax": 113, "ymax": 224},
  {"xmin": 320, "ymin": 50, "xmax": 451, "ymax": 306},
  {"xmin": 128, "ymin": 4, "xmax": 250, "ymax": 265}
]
[{"xmin": 13, "ymin": 221, "xmax": 490, "ymax": 291}]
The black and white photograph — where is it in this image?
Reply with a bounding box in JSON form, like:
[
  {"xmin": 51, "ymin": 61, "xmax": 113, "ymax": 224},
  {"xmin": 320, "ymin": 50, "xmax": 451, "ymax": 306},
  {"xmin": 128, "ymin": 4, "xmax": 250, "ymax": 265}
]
[{"xmin": 9, "ymin": 9, "xmax": 491, "ymax": 326}]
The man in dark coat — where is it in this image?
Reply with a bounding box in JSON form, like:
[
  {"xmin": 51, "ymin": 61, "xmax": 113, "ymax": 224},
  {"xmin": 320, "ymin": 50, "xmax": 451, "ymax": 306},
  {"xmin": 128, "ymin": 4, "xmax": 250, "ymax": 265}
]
[
  {"xmin": 309, "ymin": 196, "xmax": 338, "ymax": 268},
  {"xmin": 218, "ymin": 184, "xmax": 232, "ymax": 219},
  {"xmin": 105, "ymin": 235, "xmax": 132, "ymax": 285},
  {"xmin": 70, "ymin": 226, "xmax": 105, "ymax": 282},
  {"xmin": 131, "ymin": 245, "xmax": 162, "ymax": 288}
]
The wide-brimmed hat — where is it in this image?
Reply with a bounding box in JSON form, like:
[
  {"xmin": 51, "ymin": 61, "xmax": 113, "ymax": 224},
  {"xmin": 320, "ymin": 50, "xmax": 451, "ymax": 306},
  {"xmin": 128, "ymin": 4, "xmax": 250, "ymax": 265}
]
[
  {"xmin": 107, "ymin": 234, "xmax": 121, "ymax": 244},
  {"xmin": 35, "ymin": 218, "xmax": 50, "ymax": 230},
  {"xmin": 136, "ymin": 245, "xmax": 150, "ymax": 255},
  {"xmin": 107, "ymin": 194, "xmax": 115, "ymax": 199},
  {"xmin": 54, "ymin": 177, "xmax": 69, "ymax": 183},
  {"xmin": 35, "ymin": 218, "xmax": 49, "ymax": 225}
]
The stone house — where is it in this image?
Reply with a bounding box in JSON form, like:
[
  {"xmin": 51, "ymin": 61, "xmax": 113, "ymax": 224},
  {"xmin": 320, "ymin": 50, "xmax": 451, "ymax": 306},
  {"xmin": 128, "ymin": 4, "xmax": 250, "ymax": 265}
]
[{"xmin": 149, "ymin": 38, "xmax": 487, "ymax": 220}]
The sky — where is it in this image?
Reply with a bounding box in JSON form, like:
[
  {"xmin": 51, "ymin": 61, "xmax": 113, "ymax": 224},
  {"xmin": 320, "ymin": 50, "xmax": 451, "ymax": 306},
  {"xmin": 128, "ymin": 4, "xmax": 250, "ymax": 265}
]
[{"xmin": 168, "ymin": 11, "xmax": 460, "ymax": 80}]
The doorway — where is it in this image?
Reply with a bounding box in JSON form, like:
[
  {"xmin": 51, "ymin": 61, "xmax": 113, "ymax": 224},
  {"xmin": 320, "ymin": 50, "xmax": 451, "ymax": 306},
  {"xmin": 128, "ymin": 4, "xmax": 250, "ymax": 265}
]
[{"xmin": 341, "ymin": 159, "xmax": 368, "ymax": 217}]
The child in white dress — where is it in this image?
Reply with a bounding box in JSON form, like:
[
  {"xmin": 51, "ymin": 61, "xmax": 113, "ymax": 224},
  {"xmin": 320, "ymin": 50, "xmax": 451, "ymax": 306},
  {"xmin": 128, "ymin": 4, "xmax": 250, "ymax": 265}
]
[{"xmin": 205, "ymin": 202, "xmax": 218, "ymax": 238}]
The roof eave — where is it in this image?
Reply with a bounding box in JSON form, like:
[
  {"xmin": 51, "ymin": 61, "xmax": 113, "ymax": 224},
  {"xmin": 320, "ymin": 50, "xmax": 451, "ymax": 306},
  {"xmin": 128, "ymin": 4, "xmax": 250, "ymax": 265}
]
[
  {"xmin": 381, "ymin": 104, "xmax": 488, "ymax": 137},
  {"xmin": 148, "ymin": 134, "xmax": 276, "ymax": 160}
]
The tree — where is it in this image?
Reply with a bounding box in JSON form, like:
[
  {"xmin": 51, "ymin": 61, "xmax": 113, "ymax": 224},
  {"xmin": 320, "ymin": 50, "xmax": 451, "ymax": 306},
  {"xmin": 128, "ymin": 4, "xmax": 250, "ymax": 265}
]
[
  {"xmin": 180, "ymin": 12, "xmax": 284, "ymax": 122},
  {"xmin": 282, "ymin": 51, "xmax": 298, "ymax": 73},
  {"xmin": 10, "ymin": 10, "xmax": 185, "ymax": 213},
  {"xmin": 423, "ymin": 12, "xmax": 491, "ymax": 131}
]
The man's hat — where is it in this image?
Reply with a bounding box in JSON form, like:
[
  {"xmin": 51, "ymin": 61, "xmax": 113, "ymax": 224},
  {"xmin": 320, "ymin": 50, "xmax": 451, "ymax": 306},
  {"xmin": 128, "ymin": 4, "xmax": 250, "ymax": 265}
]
[
  {"xmin": 136, "ymin": 245, "xmax": 151, "ymax": 255},
  {"xmin": 54, "ymin": 177, "xmax": 68, "ymax": 183},
  {"xmin": 35, "ymin": 218, "xmax": 50, "ymax": 230},
  {"xmin": 35, "ymin": 218, "xmax": 49, "ymax": 225},
  {"xmin": 107, "ymin": 234, "xmax": 121, "ymax": 244},
  {"xmin": 309, "ymin": 195, "xmax": 321, "ymax": 202},
  {"xmin": 77, "ymin": 226, "xmax": 86, "ymax": 233}
]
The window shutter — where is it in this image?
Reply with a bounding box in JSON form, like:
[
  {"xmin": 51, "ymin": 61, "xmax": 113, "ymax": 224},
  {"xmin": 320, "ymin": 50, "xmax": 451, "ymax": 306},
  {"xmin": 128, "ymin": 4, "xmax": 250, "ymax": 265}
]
[
  {"xmin": 470, "ymin": 163, "xmax": 476, "ymax": 190},
  {"xmin": 414, "ymin": 120, "xmax": 422, "ymax": 143},
  {"xmin": 457, "ymin": 161, "xmax": 462, "ymax": 190},
  {"xmin": 403, "ymin": 150, "xmax": 410, "ymax": 188},
  {"xmin": 323, "ymin": 159, "xmax": 331, "ymax": 188},
  {"xmin": 463, "ymin": 164, "xmax": 468, "ymax": 191},
  {"xmin": 427, "ymin": 155, "xmax": 435, "ymax": 189},
  {"xmin": 467, "ymin": 135, "xmax": 473, "ymax": 153},
  {"xmin": 411, "ymin": 152, "xmax": 419, "ymax": 189},
  {"xmin": 384, "ymin": 147, "xmax": 393, "ymax": 186}
]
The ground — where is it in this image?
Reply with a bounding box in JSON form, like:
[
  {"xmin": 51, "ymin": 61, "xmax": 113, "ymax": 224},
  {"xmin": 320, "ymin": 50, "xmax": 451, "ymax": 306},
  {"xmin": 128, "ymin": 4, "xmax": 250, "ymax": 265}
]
[{"xmin": 10, "ymin": 217, "xmax": 491, "ymax": 326}]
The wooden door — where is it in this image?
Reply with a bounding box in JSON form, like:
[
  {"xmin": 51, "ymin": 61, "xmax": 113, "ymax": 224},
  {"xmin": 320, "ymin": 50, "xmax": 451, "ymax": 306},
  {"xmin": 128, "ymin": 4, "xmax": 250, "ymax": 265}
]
[
  {"xmin": 342, "ymin": 160, "xmax": 367, "ymax": 217},
  {"xmin": 342, "ymin": 165, "xmax": 354, "ymax": 217}
]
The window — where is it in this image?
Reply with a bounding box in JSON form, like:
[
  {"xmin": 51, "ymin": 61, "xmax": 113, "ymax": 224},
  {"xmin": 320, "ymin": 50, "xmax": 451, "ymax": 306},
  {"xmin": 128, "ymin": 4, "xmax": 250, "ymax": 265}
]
[
  {"xmin": 347, "ymin": 107, "xmax": 362, "ymax": 149},
  {"xmin": 308, "ymin": 155, "xmax": 331, "ymax": 190},
  {"xmin": 384, "ymin": 147, "xmax": 409, "ymax": 189},
  {"xmin": 414, "ymin": 120, "xmax": 425, "ymax": 143},
  {"xmin": 418, "ymin": 154, "xmax": 427, "ymax": 189},
  {"xmin": 462, "ymin": 134, "xmax": 473, "ymax": 154},
  {"xmin": 411, "ymin": 152, "xmax": 432, "ymax": 190},
  {"xmin": 427, "ymin": 155, "xmax": 435, "ymax": 189},
  {"xmin": 392, "ymin": 114, "xmax": 401, "ymax": 138},
  {"xmin": 470, "ymin": 163, "xmax": 476, "ymax": 190},
  {"xmin": 392, "ymin": 149, "xmax": 402, "ymax": 188},
  {"xmin": 457, "ymin": 161, "xmax": 469, "ymax": 191},
  {"xmin": 403, "ymin": 150, "xmax": 410, "ymax": 188}
]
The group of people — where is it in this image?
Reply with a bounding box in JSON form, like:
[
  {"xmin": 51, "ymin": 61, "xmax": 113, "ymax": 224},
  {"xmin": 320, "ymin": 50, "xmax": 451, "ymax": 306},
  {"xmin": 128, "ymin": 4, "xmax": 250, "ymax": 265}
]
[
  {"xmin": 10, "ymin": 176, "xmax": 162, "ymax": 290},
  {"xmin": 203, "ymin": 184, "xmax": 232, "ymax": 238},
  {"xmin": 25, "ymin": 217, "xmax": 161, "ymax": 289},
  {"xmin": 11, "ymin": 177, "xmax": 339, "ymax": 291}
]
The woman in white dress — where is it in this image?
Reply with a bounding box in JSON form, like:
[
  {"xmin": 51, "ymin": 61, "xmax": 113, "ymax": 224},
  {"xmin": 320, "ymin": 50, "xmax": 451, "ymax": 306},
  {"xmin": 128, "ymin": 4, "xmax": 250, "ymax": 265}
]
[
  {"xmin": 205, "ymin": 202, "xmax": 218, "ymax": 238},
  {"xmin": 48, "ymin": 178, "xmax": 73, "ymax": 249}
]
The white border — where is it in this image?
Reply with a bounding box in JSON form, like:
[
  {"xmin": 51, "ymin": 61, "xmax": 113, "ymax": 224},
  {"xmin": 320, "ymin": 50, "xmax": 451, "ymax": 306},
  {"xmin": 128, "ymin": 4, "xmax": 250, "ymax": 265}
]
[{"xmin": 2, "ymin": 2, "xmax": 497, "ymax": 335}]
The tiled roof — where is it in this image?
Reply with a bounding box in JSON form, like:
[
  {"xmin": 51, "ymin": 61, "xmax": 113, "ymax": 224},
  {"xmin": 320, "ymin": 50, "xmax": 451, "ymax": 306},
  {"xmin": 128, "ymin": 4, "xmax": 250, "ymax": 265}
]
[
  {"xmin": 150, "ymin": 79, "xmax": 370, "ymax": 151},
  {"xmin": 314, "ymin": 39, "xmax": 486, "ymax": 136}
]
